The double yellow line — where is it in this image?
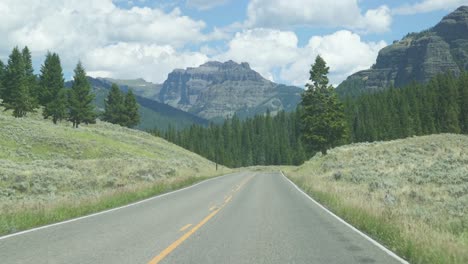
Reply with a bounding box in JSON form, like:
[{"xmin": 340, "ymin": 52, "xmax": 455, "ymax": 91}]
[{"xmin": 147, "ymin": 175, "xmax": 254, "ymax": 264}]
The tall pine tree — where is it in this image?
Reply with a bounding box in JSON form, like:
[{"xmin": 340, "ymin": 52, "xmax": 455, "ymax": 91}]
[
  {"xmin": 68, "ymin": 62, "xmax": 95, "ymax": 128},
  {"xmin": 40, "ymin": 52, "xmax": 68, "ymax": 124},
  {"xmin": 300, "ymin": 55, "xmax": 347, "ymax": 155},
  {"xmin": 123, "ymin": 89, "xmax": 140, "ymax": 128},
  {"xmin": 0, "ymin": 60, "xmax": 5, "ymax": 99},
  {"xmin": 22, "ymin": 46, "xmax": 38, "ymax": 108},
  {"xmin": 2, "ymin": 47, "xmax": 36, "ymax": 117},
  {"xmin": 103, "ymin": 83, "xmax": 125, "ymax": 124},
  {"xmin": 459, "ymin": 72, "xmax": 468, "ymax": 133}
]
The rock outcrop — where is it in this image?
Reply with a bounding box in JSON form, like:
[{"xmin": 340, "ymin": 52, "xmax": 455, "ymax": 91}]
[
  {"xmin": 159, "ymin": 60, "xmax": 302, "ymax": 120},
  {"xmin": 337, "ymin": 6, "xmax": 468, "ymax": 97}
]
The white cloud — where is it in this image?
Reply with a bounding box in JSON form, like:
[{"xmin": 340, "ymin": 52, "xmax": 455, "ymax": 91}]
[
  {"xmin": 0, "ymin": 0, "xmax": 212, "ymax": 82},
  {"xmin": 281, "ymin": 30, "xmax": 387, "ymax": 86},
  {"xmin": 186, "ymin": 0, "xmax": 229, "ymax": 10},
  {"xmin": 215, "ymin": 29, "xmax": 299, "ymax": 81},
  {"xmin": 245, "ymin": 0, "xmax": 392, "ymax": 33},
  {"xmin": 86, "ymin": 43, "xmax": 209, "ymax": 83},
  {"xmin": 215, "ymin": 28, "xmax": 386, "ymax": 86},
  {"xmin": 394, "ymin": 0, "xmax": 468, "ymax": 15}
]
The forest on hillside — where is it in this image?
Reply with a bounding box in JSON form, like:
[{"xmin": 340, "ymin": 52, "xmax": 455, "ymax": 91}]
[{"xmin": 156, "ymin": 72, "xmax": 468, "ymax": 168}]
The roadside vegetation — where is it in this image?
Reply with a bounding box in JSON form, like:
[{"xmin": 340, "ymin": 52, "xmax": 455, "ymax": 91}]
[
  {"xmin": 0, "ymin": 109, "xmax": 229, "ymax": 236},
  {"xmin": 283, "ymin": 134, "xmax": 468, "ymax": 264}
]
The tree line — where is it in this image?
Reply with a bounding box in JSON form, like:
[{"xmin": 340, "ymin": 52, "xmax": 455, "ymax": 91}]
[
  {"xmin": 344, "ymin": 72, "xmax": 468, "ymax": 142},
  {"xmin": 152, "ymin": 56, "xmax": 347, "ymax": 167},
  {"xmin": 0, "ymin": 46, "xmax": 139, "ymax": 128},
  {"xmin": 152, "ymin": 110, "xmax": 309, "ymax": 167},
  {"xmin": 153, "ymin": 56, "xmax": 467, "ymax": 168}
]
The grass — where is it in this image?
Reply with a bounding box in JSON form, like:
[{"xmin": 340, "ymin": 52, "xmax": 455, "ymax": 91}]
[
  {"xmin": 282, "ymin": 134, "xmax": 468, "ymax": 264},
  {"xmin": 0, "ymin": 108, "xmax": 231, "ymax": 236},
  {"xmin": 0, "ymin": 175, "xmax": 211, "ymax": 236}
]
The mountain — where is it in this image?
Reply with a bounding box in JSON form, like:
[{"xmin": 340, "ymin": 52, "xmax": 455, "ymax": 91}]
[
  {"xmin": 102, "ymin": 78, "xmax": 162, "ymax": 102},
  {"xmin": 158, "ymin": 61, "xmax": 303, "ymax": 120},
  {"xmin": 65, "ymin": 77, "xmax": 209, "ymax": 130},
  {"xmin": 337, "ymin": 6, "xmax": 468, "ymax": 97}
]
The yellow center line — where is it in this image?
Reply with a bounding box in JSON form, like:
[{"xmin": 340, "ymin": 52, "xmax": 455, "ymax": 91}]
[
  {"xmin": 209, "ymin": 206, "xmax": 217, "ymax": 211},
  {"xmin": 179, "ymin": 224, "xmax": 192, "ymax": 232},
  {"xmin": 147, "ymin": 175, "xmax": 255, "ymax": 264}
]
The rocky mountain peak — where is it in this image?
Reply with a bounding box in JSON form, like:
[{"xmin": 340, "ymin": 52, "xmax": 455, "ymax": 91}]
[
  {"xmin": 158, "ymin": 60, "xmax": 302, "ymax": 120},
  {"xmin": 337, "ymin": 6, "xmax": 468, "ymax": 97},
  {"xmin": 434, "ymin": 5, "xmax": 468, "ymax": 40}
]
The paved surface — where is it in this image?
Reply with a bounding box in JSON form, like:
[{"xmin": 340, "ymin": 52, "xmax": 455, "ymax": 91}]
[{"xmin": 0, "ymin": 172, "xmax": 403, "ymax": 264}]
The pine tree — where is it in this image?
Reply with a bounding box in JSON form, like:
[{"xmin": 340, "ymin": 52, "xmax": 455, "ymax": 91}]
[
  {"xmin": 300, "ymin": 55, "xmax": 347, "ymax": 155},
  {"xmin": 40, "ymin": 52, "xmax": 68, "ymax": 123},
  {"xmin": 2, "ymin": 47, "xmax": 36, "ymax": 117},
  {"xmin": 103, "ymin": 83, "xmax": 125, "ymax": 124},
  {"xmin": 0, "ymin": 60, "xmax": 5, "ymax": 99},
  {"xmin": 123, "ymin": 89, "xmax": 140, "ymax": 128},
  {"xmin": 459, "ymin": 72, "xmax": 468, "ymax": 133},
  {"xmin": 68, "ymin": 62, "xmax": 95, "ymax": 128},
  {"xmin": 22, "ymin": 46, "xmax": 38, "ymax": 108}
]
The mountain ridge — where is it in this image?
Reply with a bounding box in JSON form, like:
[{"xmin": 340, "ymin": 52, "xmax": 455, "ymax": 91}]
[
  {"xmin": 337, "ymin": 6, "xmax": 468, "ymax": 97},
  {"xmin": 158, "ymin": 60, "xmax": 303, "ymax": 120},
  {"xmin": 65, "ymin": 77, "xmax": 209, "ymax": 130}
]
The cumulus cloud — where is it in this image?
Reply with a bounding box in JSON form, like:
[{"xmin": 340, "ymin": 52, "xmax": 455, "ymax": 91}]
[
  {"xmin": 394, "ymin": 0, "xmax": 468, "ymax": 15},
  {"xmin": 186, "ymin": 0, "xmax": 229, "ymax": 10},
  {"xmin": 86, "ymin": 43, "xmax": 208, "ymax": 83},
  {"xmin": 245, "ymin": 0, "xmax": 392, "ymax": 33},
  {"xmin": 215, "ymin": 29, "xmax": 299, "ymax": 81},
  {"xmin": 281, "ymin": 30, "xmax": 387, "ymax": 86},
  {"xmin": 215, "ymin": 28, "xmax": 386, "ymax": 86},
  {"xmin": 0, "ymin": 0, "xmax": 212, "ymax": 82}
]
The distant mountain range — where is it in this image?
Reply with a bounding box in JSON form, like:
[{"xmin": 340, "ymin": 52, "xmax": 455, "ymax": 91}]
[
  {"xmin": 66, "ymin": 78, "xmax": 208, "ymax": 130},
  {"xmin": 337, "ymin": 6, "xmax": 468, "ymax": 97},
  {"xmin": 158, "ymin": 61, "xmax": 303, "ymax": 121}
]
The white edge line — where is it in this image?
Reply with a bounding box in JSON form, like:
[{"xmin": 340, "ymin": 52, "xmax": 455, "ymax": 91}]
[
  {"xmin": 0, "ymin": 172, "xmax": 240, "ymax": 241},
  {"xmin": 279, "ymin": 170, "xmax": 409, "ymax": 264}
]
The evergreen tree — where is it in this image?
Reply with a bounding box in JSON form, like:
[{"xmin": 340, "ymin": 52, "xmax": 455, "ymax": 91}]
[
  {"xmin": 22, "ymin": 46, "xmax": 38, "ymax": 108},
  {"xmin": 124, "ymin": 89, "xmax": 140, "ymax": 128},
  {"xmin": 40, "ymin": 52, "xmax": 68, "ymax": 123},
  {"xmin": 2, "ymin": 47, "xmax": 36, "ymax": 117},
  {"xmin": 68, "ymin": 62, "xmax": 95, "ymax": 128},
  {"xmin": 300, "ymin": 55, "xmax": 347, "ymax": 155},
  {"xmin": 0, "ymin": 60, "xmax": 5, "ymax": 99},
  {"xmin": 103, "ymin": 83, "xmax": 125, "ymax": 124},
  {"xmin": 459, "ymin": 72, "xmax": 468, "ymax": 133}
]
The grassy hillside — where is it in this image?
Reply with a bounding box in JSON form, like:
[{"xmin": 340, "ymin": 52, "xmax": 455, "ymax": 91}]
[
  {"xmin": 283, "ymin": 134, "xmax": 468, "ymax": 263},
  {"xmin": 0, "ymin": 109, "xmax": 228, "ymax": 235}
]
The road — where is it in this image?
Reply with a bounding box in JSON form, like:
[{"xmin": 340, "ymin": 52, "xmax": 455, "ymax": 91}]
[{"xmin": 0, "ymin": 172, "xmax": 405, "ymax": 264}]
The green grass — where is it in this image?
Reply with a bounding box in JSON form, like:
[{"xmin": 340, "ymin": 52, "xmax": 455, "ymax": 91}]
[
  {"xmin": 283, "ymin": 134, "xmax": 468, "ymax": 264},
  {"xmin": 0, "ymin": 108, "xmax": 231, "ymax": 236},
  {"xmin": 0, "ymin": 175, "xmax": 212, "ymax": 236}
]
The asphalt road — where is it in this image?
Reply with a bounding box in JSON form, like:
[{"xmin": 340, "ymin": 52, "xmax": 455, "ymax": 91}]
[{"xmin": 0, "ymin": 172, "xmax": 405, "ymax": 264}]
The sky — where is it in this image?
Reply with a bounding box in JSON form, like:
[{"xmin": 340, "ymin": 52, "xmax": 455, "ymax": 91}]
[{"xmin": 0, "ymin": 0, "xmax": 467, "ymax": 87}]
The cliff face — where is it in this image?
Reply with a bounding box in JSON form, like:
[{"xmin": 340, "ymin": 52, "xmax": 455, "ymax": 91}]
[
  {"xmin": 159, "ymin": 61, "xmax": 302, "ymax": 120},
  {"xmin": 337, "ymin": 6, "xmax": 468, "ymax": 97}
]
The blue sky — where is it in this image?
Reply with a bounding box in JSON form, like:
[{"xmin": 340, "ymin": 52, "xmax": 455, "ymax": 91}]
[{"xmin": 0, "ymin": 0, "xmax": 467, "ymax": 86}]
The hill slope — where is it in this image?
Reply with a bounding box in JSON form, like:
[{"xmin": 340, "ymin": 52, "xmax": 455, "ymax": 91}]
[
  {"xmin": 337, "ymin": 6, "xmax": 468, "ymax": 97},
  {"xmin": 0, "ymin": 109, "xmax": 225, "ymax": 214},
  {"xmin": 159, "ymin": 61, "xmax": 303, "ymax": 120},
  {"xmin": 284, "ymin": 134, "xmax": 468, "ymax": 263}
]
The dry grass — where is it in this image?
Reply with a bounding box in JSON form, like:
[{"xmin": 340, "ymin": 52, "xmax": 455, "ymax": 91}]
[
  {"xmin": 282, "ymin": 134, "xmax": 468, "ymax": 264},
  {"xmin": 0, "ymin": 108, "xmax": 231, "ymax": 235}
]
